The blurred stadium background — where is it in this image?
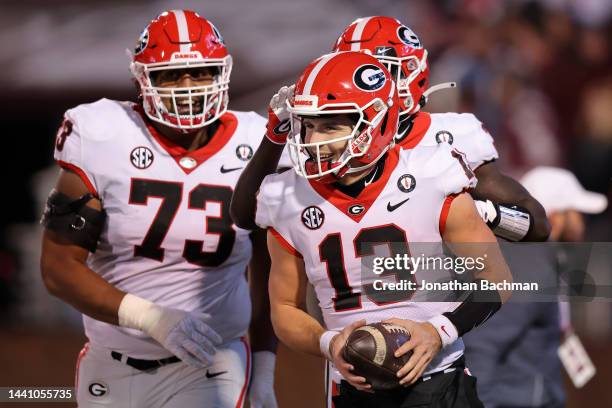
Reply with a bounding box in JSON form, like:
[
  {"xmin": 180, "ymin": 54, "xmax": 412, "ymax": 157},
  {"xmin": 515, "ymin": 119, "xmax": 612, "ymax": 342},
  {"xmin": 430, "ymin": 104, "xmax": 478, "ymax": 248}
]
[{"xmin": 0, "ymin": 0, "xmax": 611, "ymax": 406}]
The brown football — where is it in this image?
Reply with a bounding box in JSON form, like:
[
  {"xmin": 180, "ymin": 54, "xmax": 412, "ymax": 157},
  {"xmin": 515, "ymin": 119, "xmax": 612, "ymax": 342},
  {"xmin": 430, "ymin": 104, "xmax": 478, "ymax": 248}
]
[{"xmin": 342, "ymin": 322, "xmax": 412, "ymax": 391}]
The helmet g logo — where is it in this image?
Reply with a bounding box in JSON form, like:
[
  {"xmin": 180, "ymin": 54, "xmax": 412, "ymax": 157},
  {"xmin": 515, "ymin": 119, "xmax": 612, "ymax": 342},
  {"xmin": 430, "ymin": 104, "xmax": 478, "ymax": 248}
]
[
  {"xmin": 353, "ymin": 64, "xmax": 386, "ymax": 92},
  {"xmin": 397, "ymin": 26, "xmax": 421, "ymax": 48},
  {"xmin": 134, "ymin": 28, "xmax": 149, "ymax": 55}
]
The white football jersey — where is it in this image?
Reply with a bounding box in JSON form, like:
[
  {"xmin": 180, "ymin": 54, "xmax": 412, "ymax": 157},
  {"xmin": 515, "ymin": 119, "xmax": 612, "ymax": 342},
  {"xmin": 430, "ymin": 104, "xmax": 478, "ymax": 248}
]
[
  {"xmin": 256, "ymin": 145, "xmax": 477, "ymax": 374},
  {"xmin": 396, "ymin": 112, "xmax": 498, "ymax": 170},
  {"xmin": 54, "ymin": 98, "xmax": 268, "ymax": 359}
]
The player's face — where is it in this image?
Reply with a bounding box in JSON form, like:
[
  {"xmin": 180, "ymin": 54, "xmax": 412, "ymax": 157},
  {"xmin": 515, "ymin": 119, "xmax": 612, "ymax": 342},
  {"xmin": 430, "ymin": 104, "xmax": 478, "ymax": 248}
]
[
  {"xmin": 302, "ymin": 114, "xmax": 356, "ymax": 161},
  {"xmin": 150, "ymin": 67, "xmax": 217, "ymax": 116}
]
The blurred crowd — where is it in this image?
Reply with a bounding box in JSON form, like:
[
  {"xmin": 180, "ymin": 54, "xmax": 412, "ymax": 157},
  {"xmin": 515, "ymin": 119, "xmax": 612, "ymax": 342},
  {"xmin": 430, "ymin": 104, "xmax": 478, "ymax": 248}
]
[
  {"xmin": 0, "ymin": 0, "xmax": 611, "ymax": 331},
  {"xmin": 413, "ymin": 1, "xmax": 612, "ymax": 242}
]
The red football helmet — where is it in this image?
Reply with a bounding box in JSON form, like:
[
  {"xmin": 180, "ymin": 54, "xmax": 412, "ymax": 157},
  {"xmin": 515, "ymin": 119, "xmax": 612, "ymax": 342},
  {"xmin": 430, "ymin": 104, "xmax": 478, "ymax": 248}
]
[
  {"xmin": 333, "ymin": 16, "xmax": 429, "ymax": 117},
  {"xmin": 287, "ymin": 51, "xmax": 399, "ymax": 183},
  {"xmin": 130, "ymin": 10, "xmax": 232, "ymax": 130}
]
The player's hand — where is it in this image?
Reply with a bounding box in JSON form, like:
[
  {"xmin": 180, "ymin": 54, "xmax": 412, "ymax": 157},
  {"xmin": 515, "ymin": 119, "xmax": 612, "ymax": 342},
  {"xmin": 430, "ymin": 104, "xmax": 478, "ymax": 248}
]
[
  {"xmin": 118, "ymin": 294, "xmax": 223, "ymax": 368},
  {"xmin": 384, "ymin": 318, "xmax": 442, "ymax": 386},
  {"xmin": 330, "ymin": 320, "xmax": 372, "ymax": 392},
  {"xmin": 249, "ymin": 351, "xmax": 278, "ymax": 408},
  {"xmin": 146, "ymin": 307, "xmax": 223, "ymax": 368},
  {"xmin": 266, "ymin": 84, "xmax": 294, "ymax": 145}
]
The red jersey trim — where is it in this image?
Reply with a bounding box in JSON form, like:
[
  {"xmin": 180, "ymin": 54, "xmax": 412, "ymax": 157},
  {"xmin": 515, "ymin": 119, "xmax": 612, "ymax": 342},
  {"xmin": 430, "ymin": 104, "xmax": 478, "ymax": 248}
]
[
  {"xmin": 57, "ymin": 161, "xmax": 99, "ymax": 198},
  {"xmin": 439, "ymin": 194, "xmax": 458, "ymax": 235},
  {"xmin": 269, "ymin": 227, "xmax": 303, "ymax": 258},
  {"xmin": 307, "ymin": 148, "xmax": 400, "ymax": 223},
  {"xmin": 74, "ymin": 342, "xmax": 89, "ymax": 398},
  {"xmin": 396, "ymin": 111, "xmax": 431, "ymax": 149},
  {"xmin": 134, "ymin": 105, "xmax": 238, "ymax": 175}
]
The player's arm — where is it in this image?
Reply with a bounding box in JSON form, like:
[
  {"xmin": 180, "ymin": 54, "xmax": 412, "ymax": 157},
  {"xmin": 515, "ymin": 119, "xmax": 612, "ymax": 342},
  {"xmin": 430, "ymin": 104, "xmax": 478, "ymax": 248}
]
[
  {"xmin": 267, "ymin": 231, "xmax": 371, "ymax": 391},
  {"xmin": 41, "ymin": 170, "xmax": 221, "ymax": 367},
  {"xmin": 230, "ymin": 85, "xmax": 293, "ymax": 230},
  {"xmin": 472, "ymin": 161, "xmax": 550, "ymax": 242},
  {"xmin": 41, "ymin": 169, "xmax": 124, "ymax": 323},
  {"xmin": 248, "ymin": 228, "xmax": 278, "ymax": 353},
  {"xmin": 391, "ymin": 193, "xmax": 512, "ymax": 385},
  {"xmin": 247, "ymin": 228, "xmax": 279, "ymax": 408},
  {"xmin": 231, "ymin": 139, "xmax": 284, "ymax": 229},
  {"xmin": 267, "ymin": 230, "xmax": 322, "ymax": 355}
]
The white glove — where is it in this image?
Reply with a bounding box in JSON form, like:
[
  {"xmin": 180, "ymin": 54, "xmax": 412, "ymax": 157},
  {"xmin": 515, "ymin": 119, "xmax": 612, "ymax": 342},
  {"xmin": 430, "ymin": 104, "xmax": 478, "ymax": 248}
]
[
  {"xmin": 474, "ymin": 199, "xmax": 498, "ymax": 225},
  {"xmin": 118, "ymin": 293, "xmax": 222, "ymax": 368},
  {"xmin": 266, "ymin": 85, "xmax": 294, "ymax": 145},
  {"xmin": 248, "ymin": 351, "xmax": 278, "ymax": 408}
]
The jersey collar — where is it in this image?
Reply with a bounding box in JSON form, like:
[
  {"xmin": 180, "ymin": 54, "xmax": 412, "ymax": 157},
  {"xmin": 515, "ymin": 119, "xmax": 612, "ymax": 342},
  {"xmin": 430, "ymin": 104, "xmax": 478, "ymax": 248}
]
[
  {"xmin": 307, "ymin": 147, "xmax": 400, "ymax": 223},
  {"xmin": 133, "ymin": 105, "xmax": 238, "ymax": 175},
  {"xmin": 395, "ymin": 111, "xmax": 431, "ymax": 149}
]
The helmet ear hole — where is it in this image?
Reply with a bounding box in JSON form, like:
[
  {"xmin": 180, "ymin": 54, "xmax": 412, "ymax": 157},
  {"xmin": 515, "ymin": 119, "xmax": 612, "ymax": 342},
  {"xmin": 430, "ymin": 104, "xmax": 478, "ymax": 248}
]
[{"xmin": 327, "ymin": 93, "xmax": 337, "ymax": 100}]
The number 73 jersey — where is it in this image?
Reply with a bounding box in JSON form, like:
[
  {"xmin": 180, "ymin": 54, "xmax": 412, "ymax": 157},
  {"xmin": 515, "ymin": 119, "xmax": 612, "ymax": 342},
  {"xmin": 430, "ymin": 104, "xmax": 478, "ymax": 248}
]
[
  {"xmin": 54, "ymin": 98, "xmax": 268, "ymax": 358},
  {"xmin": 256, "ymin": 145, "xmax": 476, "ymax": 371}
]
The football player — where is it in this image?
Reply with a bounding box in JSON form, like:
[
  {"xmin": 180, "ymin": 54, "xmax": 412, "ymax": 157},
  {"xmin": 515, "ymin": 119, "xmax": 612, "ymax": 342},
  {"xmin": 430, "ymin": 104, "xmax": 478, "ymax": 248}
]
[
  {"xmin": 257, "ymin": 51, "xmax": 512, "ymax": 407},
  {"xmin": 230, "ymin": 16, "xmax": 550, "ymax": 244},
  {"xmin": 40, "ymin": 10, "xmax": 276, "ymax": 408}
]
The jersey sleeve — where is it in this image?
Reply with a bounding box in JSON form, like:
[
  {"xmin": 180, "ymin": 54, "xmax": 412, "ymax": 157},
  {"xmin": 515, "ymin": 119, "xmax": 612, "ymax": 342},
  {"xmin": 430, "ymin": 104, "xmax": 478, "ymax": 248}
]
[
  {"xmin": 452, "ymin": 113, "xmax": 498, "ymax": 170},
  {"xmin": 53, "ymin": 109, "xmax": 99, "ymax": 196},
  {"xmin": 277, "ymin": 146, "xmax": 293, "ymax": 170},
  {"xmin": 434, "ymin": 143, "xmax": 478, "ymax": 196},
  {"xmin": 255, "ymin": 180, "xmax": 273, "ymax": 229}
]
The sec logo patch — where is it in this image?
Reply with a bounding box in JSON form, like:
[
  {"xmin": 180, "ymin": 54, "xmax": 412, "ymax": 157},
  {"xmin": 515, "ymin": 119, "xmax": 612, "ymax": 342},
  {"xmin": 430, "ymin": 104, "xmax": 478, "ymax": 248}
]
[
  {"xmin": 301, "ymin": 206, "xmax": 325, "ymax": 230},
  {"xmin": 130, "ymin": 146, "xmax": 154, "ymax": 169}
]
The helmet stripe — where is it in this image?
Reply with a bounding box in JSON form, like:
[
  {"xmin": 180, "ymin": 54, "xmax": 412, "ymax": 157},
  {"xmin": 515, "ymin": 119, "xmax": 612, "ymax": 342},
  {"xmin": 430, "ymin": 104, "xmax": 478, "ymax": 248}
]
[
  {"xmin": 302, "ymin": 53, "xmax": 336, "ymax": 95},
  {"xmin": 350, "ymin": 17, "xmax": 373, "ymax": 51},
  {"xmin": 172, "ymin": 10, "xmax": 191, "ymax": 53}
]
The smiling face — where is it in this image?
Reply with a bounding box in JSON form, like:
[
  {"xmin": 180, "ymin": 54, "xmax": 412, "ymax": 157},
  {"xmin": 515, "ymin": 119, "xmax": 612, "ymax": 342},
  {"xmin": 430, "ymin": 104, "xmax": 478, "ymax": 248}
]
[
  {"xmin": 301, "ymin": 114, "xmax": 358, "ymax": 162},
  {"xmin": 150, "ymin": 66, "xmax": 217, "ymax": 116}
]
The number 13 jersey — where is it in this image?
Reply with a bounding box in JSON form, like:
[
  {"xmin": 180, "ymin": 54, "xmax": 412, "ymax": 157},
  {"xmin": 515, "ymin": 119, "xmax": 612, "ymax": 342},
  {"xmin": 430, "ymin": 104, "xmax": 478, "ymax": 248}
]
[
  {"xmin": 256, "ymin": 144, "xmax": 476, "ymax": 373},
  {"xmin": 54, "ymin": 98, "xmax": 266, "ymax": 359}
]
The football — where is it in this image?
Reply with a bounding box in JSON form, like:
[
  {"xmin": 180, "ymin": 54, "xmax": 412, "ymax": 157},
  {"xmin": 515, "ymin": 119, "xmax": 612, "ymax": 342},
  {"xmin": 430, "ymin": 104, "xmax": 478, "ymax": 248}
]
[{"xmin": 342, "ymin": 322, "xmax": 412, "ymax": 391}]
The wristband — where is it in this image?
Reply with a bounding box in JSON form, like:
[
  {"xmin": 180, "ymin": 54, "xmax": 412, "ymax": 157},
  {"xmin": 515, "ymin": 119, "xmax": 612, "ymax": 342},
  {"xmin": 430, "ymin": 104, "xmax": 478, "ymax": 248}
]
[
  {"xmin": 428, "ymin": 315, "xmax": 459, "ymax": 348},
  {"xmin": 117, "ymin": 293, "xmax": 177, "ymax": 339},
  {"xmin": 442, "ymin": 279, "xmax": 502, "ymax": 336},
  {"xmin": 265, "ymin": 120, "xmax": 290, "ymax": 145},
  {"xmin": 319, "ymin": 330, "xmax": 340, "ymax": 361},
  {"xmin": 492, "ymin": 204, "xmax": 531, "ymax": 242}
]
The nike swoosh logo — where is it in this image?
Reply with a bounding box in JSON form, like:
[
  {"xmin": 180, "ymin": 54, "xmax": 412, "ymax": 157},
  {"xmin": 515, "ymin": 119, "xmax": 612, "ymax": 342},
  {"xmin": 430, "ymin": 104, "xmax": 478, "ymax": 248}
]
[
  {"xmin": 386, "ymin": 198, "xmax": 410, "ymax": 212},
  {"xmin": 441, "ymin": 325, "xmax": 450, "ymax": 338},
  {"xmin": 205, "ymin": 370, "xmax": 227, "ymax": 379},
  {"xmin": 220, "ymin": 165, "xmax": 244, "ymax": 174}
]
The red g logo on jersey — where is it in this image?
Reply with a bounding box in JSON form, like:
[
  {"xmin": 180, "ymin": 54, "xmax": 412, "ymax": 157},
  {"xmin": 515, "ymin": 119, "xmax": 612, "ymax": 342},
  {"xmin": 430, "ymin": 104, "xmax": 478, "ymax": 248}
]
[
  {"xmin": 301, "ymin": 206, "xmax": 325, "ymax": 230},
  {"xmin": 130, "ymin": 146, "xmax": 154, "ymax": 169}
]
